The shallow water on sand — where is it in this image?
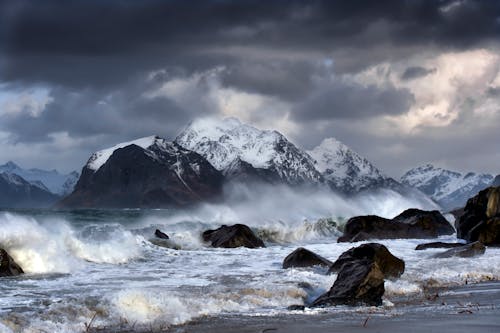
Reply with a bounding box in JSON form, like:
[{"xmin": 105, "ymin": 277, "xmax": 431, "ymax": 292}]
[{"xmin": 0, "ymin": 208, "xmax": 499, "ymax": 333}]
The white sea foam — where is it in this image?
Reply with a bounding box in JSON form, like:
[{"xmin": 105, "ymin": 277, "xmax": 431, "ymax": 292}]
[
  {"xmin": 0, "ymin": 209, "xmax": 499, "ymax": 333},
  {"xmin": 0, "ymin": 213, "xmax": 142, "ymax": 273}
]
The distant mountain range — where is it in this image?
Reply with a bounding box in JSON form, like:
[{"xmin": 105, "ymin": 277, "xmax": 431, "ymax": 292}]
[
  {"xmin": 60, "ymin": 118, "xmax": 434, "ymax": 208},
  {"xmin": 3, "ymin": 118, "xmax": 496, "ymax": 210},
  {"xmin": 0, "ymin": 172, "xmax": 60, "ymax": 208},
  {"xmin": 0, "ymin": 161, "xmax": 79, "ymax": 208},
  {"xmin": 401, "ymin": 164, "xmax": 497, "ymax": 210},
  {"xmin": 0, "ymin": 161, "xmax": 79, "ymax": 195}
]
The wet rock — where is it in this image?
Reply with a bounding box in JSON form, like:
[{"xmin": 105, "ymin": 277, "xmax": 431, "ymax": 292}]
[
  {"xmin": 282, "ymin": 247, "xmax": 333, "ymax": 269},
  {"xmin": 202, "ymin": 224, "xmax": 265, "ymax": 248},
  {"xmin": 154, "ymin": 229, "xmax": 169, "ymax": 239},
  {"xmin": 338, "ymin": 209, "xmax": 454, "ymax": 243},
  {"xmin": 312, "ymin": 259, "xmax": 385, "ymax": 307},
  {"xmin": 328, "ymin": 243, "xmax": 404, "ymax": 280},
  {"xmin": 149, "ymin": 238, "xmax": 181, "ymax": 250},
  {"xmin": 0, "ymin": 249, "xmax": 24, "ymax": 277},
  {"xmin": 456, "ymin": 186, "xmax": 500, "ymax": 245},
  {"xmin": 392, "ymin": 209, "xmax": 455, "ymax": 236},
  {"xmin": 415, "ymin": 242, "xmax": 465, "ymax": 250},
  {"xmin": 287, "ymin": 304, "xmax": 306, "ymax": 311},
  {"xmin": 433, "ymin": 241, "xmax": 486, "ymax": 258}
]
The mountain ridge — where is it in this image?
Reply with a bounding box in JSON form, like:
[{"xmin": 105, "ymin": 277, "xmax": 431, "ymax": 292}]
[
  {"xmin": 400, "ymin": 164, "xmax": 494, "ymax": 210},
  {"xmin": 0, "ymin": 161, "xmax": 79, "ymax": 196}
]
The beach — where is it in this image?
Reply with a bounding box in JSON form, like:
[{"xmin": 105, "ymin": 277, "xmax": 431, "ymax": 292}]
[{"xmin": 163, "ymin": 281, "xmax": 500, "ymax": 333}]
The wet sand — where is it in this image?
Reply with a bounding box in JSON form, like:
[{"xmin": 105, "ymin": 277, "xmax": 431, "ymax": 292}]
[{"xmin": 165, "ymin": 281, "xmax": 500, "ymax": 333}]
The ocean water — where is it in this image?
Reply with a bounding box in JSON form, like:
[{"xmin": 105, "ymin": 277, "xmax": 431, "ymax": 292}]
[{"xmin": 0, "ymin": 203, "xmax": 499, "ymax": 333}]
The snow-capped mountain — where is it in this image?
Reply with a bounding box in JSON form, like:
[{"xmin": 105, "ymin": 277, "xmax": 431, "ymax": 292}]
[
  {"xmin": 492, "ymin": 175, "xmax": 500, "ymax": 187},
  {"xmin": 307, "ymin": 138, "xmax": 391, "ymax": 193},
  {"xmin": 61, "ymin": 135, "xmax": 223, "ymax": 208},
  {"xmin": 401, "ymin": 164, "xmax": 494, "ymax": 210},
  {"xmin": 0, "ymin": 172, "xmax": 59, "ymax": 208},
  {"xmin": 175, "ymin": 118, "xmax": 322, "ymax": 185},
  {"xmin": 0, "ymin": 161, "xmax": 79, "ymax": 195}
]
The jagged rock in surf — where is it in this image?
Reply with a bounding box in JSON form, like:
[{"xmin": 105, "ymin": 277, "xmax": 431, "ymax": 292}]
[
  {"xmin": 282, "ymin": 247, "xmax": 333, "ymax": 269},
  {"xmin": 455, "ymin": 186, "xmax": 500, "ymax": 245},
  {"xmin": 155, "ymin": 229, "xmax": 169, "ymax": 239},
  {"xmin": 328, "ymin": 243, "xmax": 404, "ymax": 280},
  {"xmin": 415, "ymin": 242, "xmax": 465, "ymax": 250},
  {"xmin": 0, "ymin": 249, "xmax": 24, "ymax": 277},
  {"xmin": 338, "ymin": 209, "xmax": 454, "ymax": 243},
  {"xmin": 59, "ymin": 136, "xmax": 224, "ymax": 208},
  {"xmin": 432, "ymin": 241, "xmax": 486, "ymax": 258},
  {"xmin": 202, "ymin": 224, "xmax": 265, "ymax": 248},
  {"xmin": 311, "ymin": 259, "xmax": 385, "ymax": 307}
]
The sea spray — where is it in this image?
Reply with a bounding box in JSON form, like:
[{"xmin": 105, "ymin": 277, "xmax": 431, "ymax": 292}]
[{"xmin": 0, "ymin": 213, "xmax": 142, "ymax": 273}]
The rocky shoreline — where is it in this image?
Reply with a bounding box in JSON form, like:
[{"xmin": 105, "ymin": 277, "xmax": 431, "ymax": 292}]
[{"xmin": 94, "ymin": 281, "xmax": 500, "ymax": 333}]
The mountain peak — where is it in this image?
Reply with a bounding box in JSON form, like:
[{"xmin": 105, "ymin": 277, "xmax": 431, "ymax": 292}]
[
  {"xmin": 401, "ymin": 165, "xmax": 494, "ymax": 210},
  {"xmin": 86, "ymin": 135, "xmax": 161, "ymax": 171},
  {"xmin": 1, "ymin": 161, "xmax": 20, "ymax": 171},
  {"xmin": 175, "ymin": 117, "xmax": 321, "ymax": 185}
]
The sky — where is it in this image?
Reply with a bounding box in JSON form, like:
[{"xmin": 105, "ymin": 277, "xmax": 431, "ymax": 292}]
[{"xmin": 0, "ymin": 0, "xmax": 499, "ymax": 177}]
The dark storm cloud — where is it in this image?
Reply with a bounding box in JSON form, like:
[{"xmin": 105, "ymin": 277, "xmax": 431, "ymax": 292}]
[
  {"xmin": 292, "ymin": 81, "xmax": 415, "ymax": 121},
  {"xmin": 0, "ymin": 79, "xmax": 215, "ymax": 143},
  {"xmin": 401, "ymin": 66, "xmax": 437, "ymax": 80},
  {"xmin": 1, "ymin": 0, "xmax": 500, "ymax": 88},
  {"xmin": 1, "ymin": 0, "xmax": 500, "ymax": 174}
]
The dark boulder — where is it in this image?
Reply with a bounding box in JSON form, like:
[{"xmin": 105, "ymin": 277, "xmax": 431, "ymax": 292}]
[
  {"xmin": 154, "ymin": 229, "xmax": 169, "ymax": 239},
  {"xmin": 392, "ymin": 209, "xmax": 455, "ymax": 236},
  {"xmin": 338, "ymin": 209, "xmax": 454, "ymax": 243},
  {"xmin": 433, "ymin": 241, "xmax": 486, "ymax": 258},
  {"xmin": 0, "ymin": 249, "xmax": 24, "ymax": 277},
  {"xmin": 456, "ymin": 186, "xmax": 500, "ymax": 245},
  {"xmin": 415, "ymin": 242, "xmax": 465, "ymax": 250},
  {"xmin": 312, "ymin": 259, "xmax": 385, "ymax": 307},
  {"xmin": 328, "ymin": 243, "xmax": 404, "ymax": 280},
  {"xmin": 202, "ymin": 224, "xmax": 265, "ymax": 248},
  {"xmin": 282, "ymin": 247, "xmax": 333, "ymax": 269}
]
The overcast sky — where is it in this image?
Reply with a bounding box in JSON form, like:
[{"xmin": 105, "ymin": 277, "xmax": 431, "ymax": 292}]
[{"xmin": 0, "ymin": 0, "xmax": 499, "ymax": 177}]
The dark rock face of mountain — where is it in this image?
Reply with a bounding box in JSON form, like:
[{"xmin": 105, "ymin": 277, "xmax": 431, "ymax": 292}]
[
  {"xmin": 60, "ymin": 141, "xmax": 224, "ymax": 208},
  {"xmin": 0, "ymin": 172, "xmax": 60, "ymax": 208},
  {"xmin": 175, "ymin": 118, "xmax": 323, "ymax": 187},
  {"xmin": 492, "ymin": 175, "xmax": 500, "ymax": 187},
  {"xmin": 338, "ymin": 209, "xmax": 454, "ymax": 242},
  {"xmin": 455, "ymin": 186, "xmax": 500, "ymax": 245}
]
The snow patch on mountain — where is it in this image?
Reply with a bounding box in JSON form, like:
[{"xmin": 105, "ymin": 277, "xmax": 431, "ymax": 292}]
[
  {"xmin": 175, "ymin": 117, "xmax": 322, "ymax": 184},
  {"xmin": 0, "ymin": 161, "xmax": 79, "ymax": 195},
  {"xmin": 307, "ymin": 138, "xmax": 388, "ymax": 192},
  {"xmin": 86, "ymin": 136, "xmax": 159, "ymax": 171}
]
